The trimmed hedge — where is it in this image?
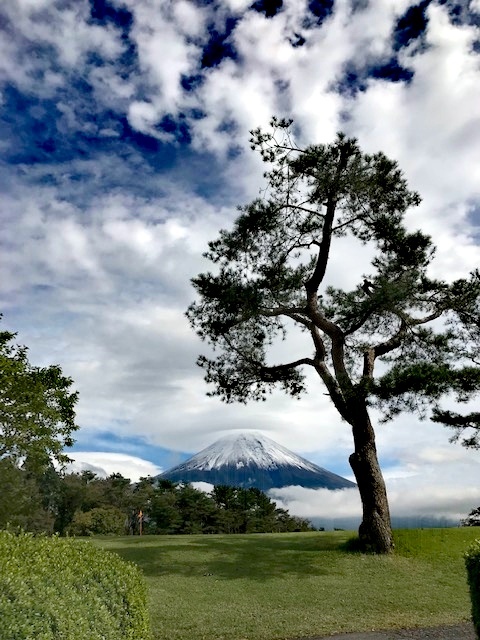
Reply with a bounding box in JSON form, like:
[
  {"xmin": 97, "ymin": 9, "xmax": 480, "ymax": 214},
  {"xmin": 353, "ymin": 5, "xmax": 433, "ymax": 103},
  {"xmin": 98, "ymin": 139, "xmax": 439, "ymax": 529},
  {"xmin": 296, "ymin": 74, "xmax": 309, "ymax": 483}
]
[
  {"xmin": 465, "ymin": 538, "xmax": 480, "ymax": 639},
  {"xmin": 0, "ymin": 530, "xmax": 152, "ymax": 640}
]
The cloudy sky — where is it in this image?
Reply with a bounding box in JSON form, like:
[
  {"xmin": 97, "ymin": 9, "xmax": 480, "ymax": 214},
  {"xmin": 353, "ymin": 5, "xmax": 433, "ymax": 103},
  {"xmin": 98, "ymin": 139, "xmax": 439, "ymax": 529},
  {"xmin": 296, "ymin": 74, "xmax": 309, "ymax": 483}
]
[{"xmin": 1, "ymin": 0, "xmax": 479, "ymax": 522}]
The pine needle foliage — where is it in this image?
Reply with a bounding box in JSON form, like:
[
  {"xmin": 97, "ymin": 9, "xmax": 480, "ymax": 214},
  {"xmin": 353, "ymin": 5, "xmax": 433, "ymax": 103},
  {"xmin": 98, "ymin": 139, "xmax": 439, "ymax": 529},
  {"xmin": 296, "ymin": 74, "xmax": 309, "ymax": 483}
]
[{"xmin": 187, "ymin": 118, "xmax": 480, "ymax": 553}]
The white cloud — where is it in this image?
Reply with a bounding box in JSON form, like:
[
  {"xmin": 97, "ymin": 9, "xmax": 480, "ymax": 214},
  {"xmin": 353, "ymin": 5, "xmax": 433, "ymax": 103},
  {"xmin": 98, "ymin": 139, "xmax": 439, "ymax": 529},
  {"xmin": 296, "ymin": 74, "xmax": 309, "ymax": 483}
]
[
  {"xmin": 128, "ymin": 101, "xmax": 159, "ymax": 134},
  {"xmin": 270, "ymin": 453, "xmax": 480, "ymax": 523},
  {"xmin": 3, "ymin": 1, "xmax": 123, "ymax": 73},
  {"xmin": 64, "ymin": 452, "xmax": 163, "ymax": 482},
  {"xmin": 350, "ymin": 4, "xmax": 480, "ymax": 227},
  {"xmin": 191, "ymin": 481, "xmax": 214, "ymax": 494},
  {"xmin": 172, "ymin": 1, "xmax": 207, "ymax": 38},
  {"xmin": 1, "ymin": 0, "xmax": 479, "ymax": 522},
  {"xmin": 270, "ymin": 486, "xmax": 362, "ymax": 519},
  {"xmin": 126, "ymin": 0, "xmax": 202, "ymax": 116},
  {"xmin": 222, "ymin": 0, "xmax": 251, "ymax": 12}
]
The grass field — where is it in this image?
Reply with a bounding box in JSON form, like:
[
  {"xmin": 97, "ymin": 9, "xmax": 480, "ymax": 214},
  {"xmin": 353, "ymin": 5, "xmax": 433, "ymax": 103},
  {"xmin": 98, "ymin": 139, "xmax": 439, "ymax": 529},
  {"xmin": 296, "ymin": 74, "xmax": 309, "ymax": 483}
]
[{"xmin": 96, "ymin": 528, "xmax": 479, "ymax": 640}]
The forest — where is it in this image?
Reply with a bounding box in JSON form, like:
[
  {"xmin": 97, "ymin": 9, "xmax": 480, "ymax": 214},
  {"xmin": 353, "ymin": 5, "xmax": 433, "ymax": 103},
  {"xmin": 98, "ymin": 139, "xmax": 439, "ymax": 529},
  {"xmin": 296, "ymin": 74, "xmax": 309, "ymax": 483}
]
[{"xmin": 0, "ymin": 460, "xmax": 314, "ymax": 536}]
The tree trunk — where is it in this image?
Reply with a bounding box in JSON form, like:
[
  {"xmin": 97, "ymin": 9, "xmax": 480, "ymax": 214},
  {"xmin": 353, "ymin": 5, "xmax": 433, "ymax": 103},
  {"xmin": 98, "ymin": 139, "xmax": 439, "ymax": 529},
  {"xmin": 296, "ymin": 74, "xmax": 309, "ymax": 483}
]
[{"xmin": 349, "ymin": 410, "xmax": 394, "ymax": 554}]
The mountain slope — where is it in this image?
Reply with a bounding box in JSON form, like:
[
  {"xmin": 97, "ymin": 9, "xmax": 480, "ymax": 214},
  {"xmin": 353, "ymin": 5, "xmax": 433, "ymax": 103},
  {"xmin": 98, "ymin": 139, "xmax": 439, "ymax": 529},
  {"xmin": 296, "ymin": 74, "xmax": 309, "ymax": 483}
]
[{"xmin": 158, "ymin": 432, "xmax": 355, "ymax": 491}]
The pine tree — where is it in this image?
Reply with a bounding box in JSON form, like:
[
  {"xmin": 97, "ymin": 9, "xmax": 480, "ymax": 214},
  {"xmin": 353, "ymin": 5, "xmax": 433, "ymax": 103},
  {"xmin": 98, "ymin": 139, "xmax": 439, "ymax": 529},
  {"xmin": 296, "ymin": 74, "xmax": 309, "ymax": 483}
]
[{"xmin": 187, "ymin": 119, "xmax": 480, "ymax": 553}]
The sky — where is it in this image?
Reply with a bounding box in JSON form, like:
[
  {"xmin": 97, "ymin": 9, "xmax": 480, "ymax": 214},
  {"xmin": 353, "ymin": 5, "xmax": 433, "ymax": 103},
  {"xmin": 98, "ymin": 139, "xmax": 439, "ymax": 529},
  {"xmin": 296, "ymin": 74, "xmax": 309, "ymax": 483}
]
[{"xmin": 1, "ymin": 0, "xmax": 479, "ymax": 524}]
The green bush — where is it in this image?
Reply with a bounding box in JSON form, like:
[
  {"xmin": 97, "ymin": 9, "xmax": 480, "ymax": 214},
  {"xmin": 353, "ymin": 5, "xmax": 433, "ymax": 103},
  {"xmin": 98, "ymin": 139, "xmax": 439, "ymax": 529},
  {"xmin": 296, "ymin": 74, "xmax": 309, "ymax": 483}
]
[
  {"xmin": 465, "ymin": 538, "xmax": 480, "ymax": 638},
  {"xmin": 0, "ymin": 530, "xmax": 152, "ymax": 640}
]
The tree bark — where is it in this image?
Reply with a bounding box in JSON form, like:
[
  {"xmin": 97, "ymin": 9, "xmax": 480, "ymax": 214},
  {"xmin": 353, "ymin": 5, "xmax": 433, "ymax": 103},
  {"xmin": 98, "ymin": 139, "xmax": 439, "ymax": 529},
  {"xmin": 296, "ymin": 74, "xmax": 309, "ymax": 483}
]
[{"xmin": 348, "ymin": 408, "xmax": 394, "ymax": 553}]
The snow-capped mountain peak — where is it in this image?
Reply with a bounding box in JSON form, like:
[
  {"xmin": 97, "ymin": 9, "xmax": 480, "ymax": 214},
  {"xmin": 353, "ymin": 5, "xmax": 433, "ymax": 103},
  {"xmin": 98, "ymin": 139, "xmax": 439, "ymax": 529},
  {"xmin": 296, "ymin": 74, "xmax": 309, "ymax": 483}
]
[
  {"xmin": 158, "ymin": 431, "xmax": 355, "ymax": 491},
  {"xmin": 187, "ymin": 431, "xmax": 320, "ymax": 472}
]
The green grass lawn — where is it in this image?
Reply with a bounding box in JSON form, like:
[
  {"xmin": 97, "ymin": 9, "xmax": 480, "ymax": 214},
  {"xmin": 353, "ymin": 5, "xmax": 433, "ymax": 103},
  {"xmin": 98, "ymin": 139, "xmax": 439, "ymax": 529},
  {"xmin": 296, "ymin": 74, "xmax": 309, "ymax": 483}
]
[{"xmin": 95, "ymin": 528, "xmax": 479, "ymax": 640}]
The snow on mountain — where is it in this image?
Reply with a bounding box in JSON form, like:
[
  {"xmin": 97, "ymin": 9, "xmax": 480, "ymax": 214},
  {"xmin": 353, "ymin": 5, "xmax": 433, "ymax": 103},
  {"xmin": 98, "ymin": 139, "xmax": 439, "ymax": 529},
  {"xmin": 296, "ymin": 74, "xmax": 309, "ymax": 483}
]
[
  {"xmin": 158, "ymin": 432, "xmax": 355, "ymax": 491},
  {"xmin": 184, "ymin": 432, "xmax": 322, "ymax": 471}
]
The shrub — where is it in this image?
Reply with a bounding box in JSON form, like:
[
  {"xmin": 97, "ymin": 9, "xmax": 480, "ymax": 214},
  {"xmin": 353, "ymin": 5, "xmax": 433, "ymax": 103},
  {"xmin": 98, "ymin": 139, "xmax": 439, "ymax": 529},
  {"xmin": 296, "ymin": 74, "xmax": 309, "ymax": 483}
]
[
  {"xmin": 0, "ymin": 530, "xmax": 152, "ymax": 640},
  {"xmin": 465, "ymin": 538, "xmax": 480, "ymax": 638}
]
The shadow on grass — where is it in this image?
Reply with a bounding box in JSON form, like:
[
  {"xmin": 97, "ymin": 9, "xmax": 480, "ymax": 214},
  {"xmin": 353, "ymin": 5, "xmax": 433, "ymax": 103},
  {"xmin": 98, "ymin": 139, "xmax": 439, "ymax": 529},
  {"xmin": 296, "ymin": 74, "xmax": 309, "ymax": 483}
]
[{"xmin": 100, "ymin": 532, "xmax": 353, "ymax": 581}]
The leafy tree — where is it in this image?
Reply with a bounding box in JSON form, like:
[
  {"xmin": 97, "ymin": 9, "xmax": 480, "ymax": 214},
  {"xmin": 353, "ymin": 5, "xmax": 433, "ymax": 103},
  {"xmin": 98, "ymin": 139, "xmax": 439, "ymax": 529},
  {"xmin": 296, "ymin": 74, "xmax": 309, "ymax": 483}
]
[
  {"xmin": 187, "ymin": 119, "xmax": 480, "ymax": 553},
  {"xmin": 144, "ymin": 482, "xmax": 309, "ymax": 535},
  {"xmin": 53, "ymin": 472, "xmax": 94, "ymax": 535},
  {"xmin": 52, "ymin": 471, "xmax": 135, "ymax": 535},
  {"xmin": 175, "ymin": 483, "xmax": 219, "ymax": 534},
  {"xmin": 244, "ymin": 487, "xmax": 277, "ymax": 532},
  {"xmin": 211, "ymin": 485, "xmax": 243, "ymax": 533},
  {"xmin": 101, "ymin": 473, "xmax": 134, "ymax": 510},
  {"xmin": 212, "ymin": 485, "xmax": 248, "ymax": 533},
  {"xmin": 273, "ymin": 509, "xmax": 314, "ymax": 533},
  {"xmin": 211, "ymin": 484, "xmax": 312, "ymax": 533},
  {"xmin": 148, "ymin": 489, "xmax": 182, "ymax": 534},
  {"xmin": 0, "ymin": 459, "xmax": 54, "ymax": 532},
  {"xmin": 0, "ymin": 328, "xmax": 79, "ymax": 472},
  {"xmin": 68, "ymin": 506, "xmax": 126, "ymax": 536},
  {"xmin": 131, "ymin": 476, "xmax": 156, "ymax": 513}
]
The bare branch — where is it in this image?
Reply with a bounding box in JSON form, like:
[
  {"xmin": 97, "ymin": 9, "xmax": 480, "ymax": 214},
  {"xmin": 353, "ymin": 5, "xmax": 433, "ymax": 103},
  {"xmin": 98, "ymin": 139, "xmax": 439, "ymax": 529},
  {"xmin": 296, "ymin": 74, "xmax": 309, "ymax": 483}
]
[
  {"xmin": 360, "ymin": 320, "xmax": 409, "ymax": 380},
  {"xmin": 305, "ymin": 143, "xmax": 356, "ymax": 294},
  {"xmin": 409, "ymin": 310, "xmax": 443, "ymax": 326},
  {"xmin": 307, "ymin": 293, "xmax": 343, "ymax": 338},
  {"xmin": 363, "ymin": 348, "xmax": 375, "ymax": 379},
  {"xmin": 310, "ymin": 323, "xmax": 327, "ymax": 360},
  {"xmin": 332, "ymin": 214, "xmax": 363, "ymax": 233},
  {"xmin": 259, "ymin": 306, "xmax": 308, "ymax": 321},
  {"xmin": 308, "ymin": 316, "xmax": 350, "ymax": 419},
  {"xmin": 314, "ymin": 360, "xmax": 350, "ymax": 422},
  {"xmin": 260, "ymin": 358, "xmax": 315, "ymax": 376},
  {"xmin": 305, "ymin": 205, "xmax": 336, "ymax": 294},
  {"xmin": 270, "ymin": 201, "xmax": 325, "ymax": 219},
  {"xmin": 268, "ymin": 143, "xmax": 306, "ymax": 155},
  {"xmin": 344, "ymin": 306, "xmax": 377, "ymax": 336},
  {"xmin": 374, "ymin": 320, "xmax": 408, "ymax": 358}
]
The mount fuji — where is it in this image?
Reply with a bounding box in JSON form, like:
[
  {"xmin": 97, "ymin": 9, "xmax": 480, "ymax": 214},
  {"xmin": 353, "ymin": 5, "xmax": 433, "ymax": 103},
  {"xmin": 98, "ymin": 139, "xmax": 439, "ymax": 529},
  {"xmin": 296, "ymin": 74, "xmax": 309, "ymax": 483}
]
[{"xmin": 158, "ymin": 432, "xmax": 355, "ymax": 491}]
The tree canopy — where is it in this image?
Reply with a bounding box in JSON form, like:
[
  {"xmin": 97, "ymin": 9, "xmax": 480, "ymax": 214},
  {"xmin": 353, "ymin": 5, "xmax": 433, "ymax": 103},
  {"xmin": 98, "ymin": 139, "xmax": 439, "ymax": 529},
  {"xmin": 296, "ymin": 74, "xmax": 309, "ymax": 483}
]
[
  {"xmin": 187, "ymin": 118, "xmax": 480, "ymax": 553},
  {"xmin": 0, "ymin": 328, "xmax": 79, "ymax": 472},
  {"xmin": 0, "ymin": 465, "xmax": 314, "ymax": 536},
  {"xmin": 430, "ymin": 290, "xmax": 480, "ymax": 448}
]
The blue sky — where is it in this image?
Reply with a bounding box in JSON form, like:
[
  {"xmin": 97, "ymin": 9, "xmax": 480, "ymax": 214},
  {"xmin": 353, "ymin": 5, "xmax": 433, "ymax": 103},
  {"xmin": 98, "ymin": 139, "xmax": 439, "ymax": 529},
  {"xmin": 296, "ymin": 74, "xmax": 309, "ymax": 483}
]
[{"xmin": 1, "ymin": 0, "xmax": 480, "ymax": 521}]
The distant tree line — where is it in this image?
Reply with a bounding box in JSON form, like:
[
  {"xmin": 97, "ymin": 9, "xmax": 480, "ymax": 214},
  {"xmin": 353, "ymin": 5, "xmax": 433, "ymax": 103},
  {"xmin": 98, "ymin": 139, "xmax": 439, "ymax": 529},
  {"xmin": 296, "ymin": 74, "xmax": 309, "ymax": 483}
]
[
  {"xmin": 0, "ymin": 324, "xmax": 314, "ymax": 536},
  {"xmin": 0, "ymin": 463, "xmax": 314, "ymax": 535},
  {"xmin": 2, "ymin": 322, "xmax": 478, "ymax": 537}
]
